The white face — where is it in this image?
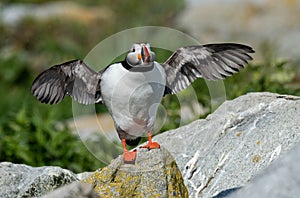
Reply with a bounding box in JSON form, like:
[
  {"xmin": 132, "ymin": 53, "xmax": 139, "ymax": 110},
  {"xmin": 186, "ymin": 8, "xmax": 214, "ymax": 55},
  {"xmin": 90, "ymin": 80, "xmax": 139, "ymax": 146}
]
[{"xmin": 126, "ymin": 43, "xmax": 156, "ymax": 67}]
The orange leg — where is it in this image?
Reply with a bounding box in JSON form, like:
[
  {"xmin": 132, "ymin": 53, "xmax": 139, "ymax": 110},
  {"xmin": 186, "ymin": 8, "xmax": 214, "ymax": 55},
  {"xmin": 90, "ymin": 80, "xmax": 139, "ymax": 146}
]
[
  {"xmin": 122, "ymin": 139, "xmax": 137, "ymax": 163},
  {"xmin": 140, "ymin": 132, "xmax": 160, "ymax": 150}
]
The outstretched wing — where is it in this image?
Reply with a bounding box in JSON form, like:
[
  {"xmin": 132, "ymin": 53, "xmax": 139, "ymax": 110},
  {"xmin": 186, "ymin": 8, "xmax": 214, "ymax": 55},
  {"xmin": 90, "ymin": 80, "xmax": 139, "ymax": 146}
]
[
  {"xmin": 162, "ymin": 43, "xmax": 255, "ymax": 94},
  {"xmin": 31, "ymin": 60, "xmax": 102, "ymax": 105}
]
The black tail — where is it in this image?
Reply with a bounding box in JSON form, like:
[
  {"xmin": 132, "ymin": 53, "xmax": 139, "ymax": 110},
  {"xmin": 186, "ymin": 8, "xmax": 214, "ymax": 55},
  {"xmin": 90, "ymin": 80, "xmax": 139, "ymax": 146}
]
[{"xmin": 126, "ymin": 137, "xmax": 142, "ymax": 146}]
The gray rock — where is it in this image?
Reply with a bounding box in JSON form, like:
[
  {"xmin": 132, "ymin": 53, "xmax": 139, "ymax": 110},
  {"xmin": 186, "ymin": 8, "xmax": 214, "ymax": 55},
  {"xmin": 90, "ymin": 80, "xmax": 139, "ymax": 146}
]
[
  {"xmin": 42, "ymin": 182, "xmax": 98, "ymax": 198},
  {"xmin": 227, "ymin": 143, "xmax": 300, "ymax": 198},
  {"xmin": 154, "ymin": 92, "xmax": 300, "ymax": 197},
  {"xmin": 0, "ymin": 162, "xmax": 78, "ymax": 198},
  {"xmin": 42, "ymin": 147, "xmax": 188, "ymax": 198},
  {"xmin": 2, "ymin": 92, "xmax": 299, "ymax": 197},
  {"xmin": 82, "ymin": 147, "xmax": 188, "ymax": 197}
]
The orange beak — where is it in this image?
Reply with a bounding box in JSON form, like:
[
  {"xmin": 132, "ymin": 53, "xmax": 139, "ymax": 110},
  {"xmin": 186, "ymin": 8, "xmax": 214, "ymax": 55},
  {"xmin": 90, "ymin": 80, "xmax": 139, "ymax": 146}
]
[{"xmin": 138, "ymin": 53, "xmax": 142, "ymax": 60}]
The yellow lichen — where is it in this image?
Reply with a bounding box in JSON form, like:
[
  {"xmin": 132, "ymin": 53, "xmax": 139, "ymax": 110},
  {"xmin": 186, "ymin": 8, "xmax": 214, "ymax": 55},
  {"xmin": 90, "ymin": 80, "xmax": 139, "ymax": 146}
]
[
  {"xmin": 252, "ymin": 155, "xmax": 261, "ymax": 163},
  {"xmin": 236, "ymin": 132, "xmax": 242, "ymax": 137}
]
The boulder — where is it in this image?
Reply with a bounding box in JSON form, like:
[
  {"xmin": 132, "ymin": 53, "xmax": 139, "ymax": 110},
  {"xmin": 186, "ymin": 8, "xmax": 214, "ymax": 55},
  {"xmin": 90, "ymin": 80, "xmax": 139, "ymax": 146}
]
[
  {"xmin": 227, "ymin": 142, "xmax": 300, "ymax": 198},
  {"xmin": 42, "ymin": 182, "xmax": 98, "ymax": 198},
  {"xmin": 0, "ymin": 162, "xmax": 78, "ymax": 198},
  {"xmin": 154, "ymin": 92, "xmax": 300, "ymax": 197},
  {"xmin": 82, "ymin": 147, "xmax": 188, "ymax": 197}
]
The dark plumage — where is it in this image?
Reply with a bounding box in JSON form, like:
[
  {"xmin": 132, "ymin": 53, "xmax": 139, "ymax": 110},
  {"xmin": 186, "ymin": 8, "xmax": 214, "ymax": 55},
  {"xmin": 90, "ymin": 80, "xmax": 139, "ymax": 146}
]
[
  {"xmin": 31, "ymin": 60, "xmax": 102, "ymax": 105},
  {"xmin": 163, "ymin": 43, "xmax": 254, "ymax": 94}
]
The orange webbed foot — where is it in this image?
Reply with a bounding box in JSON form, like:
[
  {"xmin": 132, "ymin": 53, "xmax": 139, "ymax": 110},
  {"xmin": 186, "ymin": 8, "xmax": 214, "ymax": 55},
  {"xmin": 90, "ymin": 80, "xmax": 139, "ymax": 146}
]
[
  {"xmin": 140, "ymin": 141, "xmax": 160, "ymax": 150},
  {"xmin": 121, "ymin": 138, "xmax": 138, "ymax": 164},
  {"xmin": 140, "ymin": 132, "xmax": 160, "ymax": 150},
  {"xmin": 122, "ymin": 149, "xmax": 137, "ymax": 164}
]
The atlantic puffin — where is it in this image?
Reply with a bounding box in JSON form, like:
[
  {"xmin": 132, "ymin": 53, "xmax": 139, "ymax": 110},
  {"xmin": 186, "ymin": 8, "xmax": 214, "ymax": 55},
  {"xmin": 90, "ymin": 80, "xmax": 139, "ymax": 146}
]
[{"xmin": 31, "ymin": 43, "xmax": 254, "ymax": 163}]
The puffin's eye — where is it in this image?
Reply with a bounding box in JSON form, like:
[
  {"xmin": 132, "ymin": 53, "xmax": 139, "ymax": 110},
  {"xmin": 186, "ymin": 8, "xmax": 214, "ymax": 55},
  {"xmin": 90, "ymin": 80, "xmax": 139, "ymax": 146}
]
[{"xmin": 131, "ymin": 48, "xmax": 135, "ymax": 52}]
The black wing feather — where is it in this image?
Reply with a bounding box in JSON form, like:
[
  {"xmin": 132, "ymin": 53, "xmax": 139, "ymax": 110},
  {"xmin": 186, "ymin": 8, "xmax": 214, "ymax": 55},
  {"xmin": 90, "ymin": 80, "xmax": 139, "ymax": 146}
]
[
  {"xmin": 31, "ymin": 60, "xmax": 102, "ymax": 105},
  {"xmin": 162, "ymin": 43, "xmax": 254, "ymax": 94}
]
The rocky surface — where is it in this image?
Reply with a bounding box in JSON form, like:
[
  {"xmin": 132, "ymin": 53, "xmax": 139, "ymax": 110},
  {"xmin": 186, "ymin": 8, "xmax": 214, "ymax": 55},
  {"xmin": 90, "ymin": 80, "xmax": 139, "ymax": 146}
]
[
  {"xmin": 0, "ymin": 148, "xmax": 187, "ymax": 197},
  {"xmin": 228, "ymin": 142, "xmax": 300, "ymax": 198},
  {"xmin": 1, "ymin": 92, "xmax": 299, "ymax": 197},
  {"xmin": 42, "ymin": 182, "xmax": 98, "ymax": 198},
  {"xmin": 154, "ymin": 92, "xmax": 300, "ymax": 197},
  {"xmin": 82, "ymin": 147, "xmax": 188, "ymax": 198},
  {"xmin": 0, "ymin": 162, "xmax": 78, "ymax": 198}
]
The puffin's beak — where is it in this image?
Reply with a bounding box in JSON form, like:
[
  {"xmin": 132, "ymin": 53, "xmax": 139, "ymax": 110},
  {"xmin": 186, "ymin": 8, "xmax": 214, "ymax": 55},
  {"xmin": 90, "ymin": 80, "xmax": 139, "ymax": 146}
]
[
  {"xmin": 141, "ymin": 45, "xmax": 151, "ymax": 63},
  {"xmin": 138, "ymin": 53, "xmax": 142, "ymax": 61}
]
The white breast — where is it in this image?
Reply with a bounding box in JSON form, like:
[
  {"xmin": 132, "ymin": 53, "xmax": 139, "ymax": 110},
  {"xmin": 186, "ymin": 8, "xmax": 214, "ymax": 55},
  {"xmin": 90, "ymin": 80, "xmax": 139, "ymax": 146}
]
[{"xmin": 100, "ymin": 62, "xmax": 166, "ymax": 137}]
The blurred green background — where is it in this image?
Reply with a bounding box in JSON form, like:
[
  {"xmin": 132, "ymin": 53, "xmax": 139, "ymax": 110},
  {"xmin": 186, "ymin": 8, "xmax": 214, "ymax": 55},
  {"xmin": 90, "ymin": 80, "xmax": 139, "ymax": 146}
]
[{"xmin": 0, "ymin": 0, "xmax": 299, "ymax": 173}]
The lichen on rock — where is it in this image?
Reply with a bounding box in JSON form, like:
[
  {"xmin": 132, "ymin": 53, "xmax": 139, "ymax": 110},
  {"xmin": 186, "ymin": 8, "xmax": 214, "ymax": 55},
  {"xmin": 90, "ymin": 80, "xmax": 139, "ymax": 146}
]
[{"xmin": 83, "ymin": 147, "xmax": 188, "ymax": 197}]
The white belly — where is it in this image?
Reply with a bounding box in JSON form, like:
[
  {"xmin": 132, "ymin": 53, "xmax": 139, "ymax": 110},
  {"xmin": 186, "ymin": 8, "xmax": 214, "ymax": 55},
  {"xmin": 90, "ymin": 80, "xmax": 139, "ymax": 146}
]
[{"xmin": 100, "ymin": 62, "xmax": 166, "ymax": 137}]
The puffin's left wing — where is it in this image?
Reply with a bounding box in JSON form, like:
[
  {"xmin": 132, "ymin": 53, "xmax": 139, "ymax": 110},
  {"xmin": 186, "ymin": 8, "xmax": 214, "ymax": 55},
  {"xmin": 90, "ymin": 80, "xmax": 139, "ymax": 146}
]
[{"xmin": 162, "ymin": 43, "xmax": 254, "ymax": 94}]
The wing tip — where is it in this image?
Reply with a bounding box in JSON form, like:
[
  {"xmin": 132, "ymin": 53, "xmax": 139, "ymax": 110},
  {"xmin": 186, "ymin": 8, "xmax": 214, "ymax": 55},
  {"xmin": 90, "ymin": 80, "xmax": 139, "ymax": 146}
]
[{"xmin": 204, "ymin": 43, "xmax": 255, "ymax": 54}]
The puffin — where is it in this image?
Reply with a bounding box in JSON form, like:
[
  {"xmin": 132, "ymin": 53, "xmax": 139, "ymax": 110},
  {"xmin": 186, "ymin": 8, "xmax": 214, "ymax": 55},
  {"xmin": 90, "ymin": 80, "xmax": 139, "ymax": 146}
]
[{"xmin": 31, "ymin": 43, "xmax": 254, "ymax": 163}]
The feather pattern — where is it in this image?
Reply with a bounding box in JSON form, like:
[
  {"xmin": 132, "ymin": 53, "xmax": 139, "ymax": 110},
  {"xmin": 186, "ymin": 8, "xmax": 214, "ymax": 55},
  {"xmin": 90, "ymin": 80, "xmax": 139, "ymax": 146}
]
[
  {"xmin": 31, "ymin": 60, "xmax": 102, "ymax": 105},
  {"xmin": 162, "ymin": 43, "xmax": 255, "ymax": 94}
]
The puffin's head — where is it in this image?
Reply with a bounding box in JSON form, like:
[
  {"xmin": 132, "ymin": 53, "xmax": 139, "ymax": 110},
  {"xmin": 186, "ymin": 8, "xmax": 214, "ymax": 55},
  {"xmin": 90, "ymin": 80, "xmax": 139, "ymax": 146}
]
[{"xmin": 126, "ymin": 43, "xmax": 155, "ymax": 68}]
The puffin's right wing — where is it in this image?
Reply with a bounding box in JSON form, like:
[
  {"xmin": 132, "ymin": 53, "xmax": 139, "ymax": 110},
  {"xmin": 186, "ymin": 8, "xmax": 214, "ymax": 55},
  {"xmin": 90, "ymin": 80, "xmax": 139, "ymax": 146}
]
[
  {"xmin": 162, "ymin": 43, "xmax": 255, "ymax": 94},
  {"xmin": 31, "ymin": 60, "xmax": 102, "ymax": 105}
]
